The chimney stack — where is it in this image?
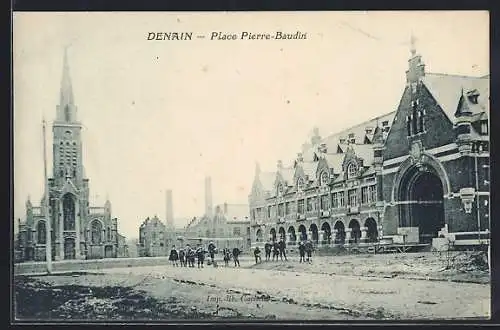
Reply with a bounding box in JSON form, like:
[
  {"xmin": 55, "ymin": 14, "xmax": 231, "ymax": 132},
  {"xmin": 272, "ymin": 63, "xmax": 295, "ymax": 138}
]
[
  {"xmin": 166, "ymin": 189, "xmax": 174, "ymax": 229},
  {"xmin": 224, "ymin": 202, "xmax": 228, "ymax": 214},
  {"xmin": 205, "ymin": 176, "xmax": 213, "ymax": 217}
]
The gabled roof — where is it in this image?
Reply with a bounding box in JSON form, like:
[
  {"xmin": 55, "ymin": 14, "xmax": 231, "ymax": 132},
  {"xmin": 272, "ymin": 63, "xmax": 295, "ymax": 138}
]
[
  {"xmin": 351, "ymin": 144, "xmax": 375, "ymax": 166},
  {"xmin": 302, "ymin": 112, "xmax": 396, "ymax": 162},
  {"xmin": 324, "ymin": 153, "xmax": 344, "ymax": 174},
  {"xmin": 301, "ymin": 162, "xmax": 318, "ymax": 181},
  {"xmin": 280, "ymin": 167, "xmax": 295, "ymax": 185},
  {"xmin": 422, "ymin": 73, "xmax": 489, "ymax": 122},
  {"xmin": 60, "ymin": 178, "xmax": 79, "ymax": 196},
  {"xmin": 259, "ymin": 171, "xmax": 276, "ymax": 192}
]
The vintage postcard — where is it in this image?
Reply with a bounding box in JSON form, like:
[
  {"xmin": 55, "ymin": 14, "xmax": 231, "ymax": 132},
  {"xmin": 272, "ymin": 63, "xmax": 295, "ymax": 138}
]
[{"xmin": 13, "ymin": 11, "xmax": 490, "ymax": 322}]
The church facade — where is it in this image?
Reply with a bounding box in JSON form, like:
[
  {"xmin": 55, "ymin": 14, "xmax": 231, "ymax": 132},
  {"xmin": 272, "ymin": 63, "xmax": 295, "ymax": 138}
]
[
  {"xmin": 16, "ymin": 51, "xmax": 126, "ymax": 261},
  {"xmin": 248, "ymin": 41, "xmax": 489, "ymax": 250}
]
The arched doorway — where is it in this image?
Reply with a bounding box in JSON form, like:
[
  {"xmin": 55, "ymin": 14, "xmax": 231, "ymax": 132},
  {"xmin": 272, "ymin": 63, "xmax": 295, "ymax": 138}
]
[
  {"xmin": 63, "ymin": 194, "xmax": 75, "ymax": 231},
  {"xmin": 64, "ymin": 238, "xmax": 76, "ymax": 259},
  {"xmin": 333, "ymin": 221, "xmax": 345, "ymax": 244},
  {"xmin": 398, "ymin": 165, "xmax": 445, "ymax": 243},
  {"xmin": 348, "ymin": 219, "xmax": 361, "ymax": 244},
  {"xmin": 91, "ymin": 220, "xmax": 103, "ymax": 244},
  {"xmin": 269, "ymin": 228, "xmax": 277, "ymax": 242},
  {"xmin": 105, "ymin": 245, "xmax": 114, "ymax": 258},
  {"xmin": 37, "ymin": 221, "xmax": 46, "ymax": 244},
  {"xmin": 298, "ymin": 225, "xmax": 307, "ymax": 241},
  {"xmin": 309, "ymin": 224, "xmax": 319, "ymax": 244},
  {"xmin": 321, "ymin": 222, "xmax": 331, "ymax": 244},
  {"xmin": 287, "ymin": 226, "xmax": 296, "ymax": 245},
  {"xmin": 256, "ymin": 229, "xmax": 263, "ymax": 242},
  {"xmin": 278, "ymin": 227, "xmax": 286, "ymax": 241},
  {"xmin": 365, "ymin": 218, "xmax": 378, "ymax": 243}
]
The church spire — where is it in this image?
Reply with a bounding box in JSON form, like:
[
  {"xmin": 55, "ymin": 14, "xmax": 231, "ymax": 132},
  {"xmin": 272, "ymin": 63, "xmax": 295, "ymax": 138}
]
[{"xmin": 57, "ymin": 47, "xmax": 77, "ymax": 122}]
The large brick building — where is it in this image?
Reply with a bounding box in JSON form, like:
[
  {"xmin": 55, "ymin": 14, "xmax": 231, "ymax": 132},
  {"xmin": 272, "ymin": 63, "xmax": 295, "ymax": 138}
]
[
  {"xmin": 248, "ymin": 41, "xmax": 489, "ymax": 249},
  {"xmin": 16, "ymin": 50, "xmax": 127, "ymax": 261}
]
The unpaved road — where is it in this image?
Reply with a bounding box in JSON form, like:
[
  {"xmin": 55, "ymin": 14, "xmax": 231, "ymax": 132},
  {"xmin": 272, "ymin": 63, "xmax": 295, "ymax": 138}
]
[{"xmin": 15, "ymin": 253, "xmax": 490, "ymax": 321}]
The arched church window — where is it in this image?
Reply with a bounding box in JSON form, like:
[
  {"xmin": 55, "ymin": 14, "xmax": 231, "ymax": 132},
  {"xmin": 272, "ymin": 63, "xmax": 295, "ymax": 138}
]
[
  {"xmin": 320, "ymin": 171, "xmax": 329, "ymax": 186},
  {"xmin": 91, "ymin": 220, "xmax": 102, "ymax": 244},
  {"xmin": 347, "ymin": 163, "xmax": 357, "ymax": 179},
  {"xmin": 37, "ymin": 221, "xmax": 46, "ymax": 244},
  {"xmin": 63, "ymin": 194, "xmax": 75, "ymax": 230},
  {"xmin": 107, "ymin": 226, "xmax": 111, "ymax": 241},
  {"xmin": 406, "ymin": 116, "xmax": 412, "ymax": 136}
]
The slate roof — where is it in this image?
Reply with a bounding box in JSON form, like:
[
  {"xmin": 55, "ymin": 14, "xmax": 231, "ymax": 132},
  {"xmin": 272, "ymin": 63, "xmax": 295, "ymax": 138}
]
[
  {"xmin": 259, "ymin": 171, "xmax": 276, "ymax": 192},
  {"xmin": 301, "ymin": 162, "xmax": 319, "ymax": 180},
  {"xmin": 280, "ymin": 167, "xmax": 295, "ymax": 185},
  {"xmin": 351, "ymin": 144, "xmax": 375, "ymax": 166},
  {"xmin": 422, "ymin": 73, "xmax": 489, "ymax": 122},
  {"xmin": 302, "ymin": 111, "xmax": 396, "ymax": 162},
  {"xmin": 324, "ymin": 153, "xmax": 344, "ymax": 174}
]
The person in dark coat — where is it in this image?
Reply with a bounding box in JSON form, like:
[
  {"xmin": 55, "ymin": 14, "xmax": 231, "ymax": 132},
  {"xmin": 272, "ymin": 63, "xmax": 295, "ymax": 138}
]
[
  {"xmin": 169, "ymin": 245, "xmax": 179, "ymax": 267},
  {"xmin": 298, "ymin": 241, "xmax": 306, "ymax": 263},
  {"xmin": 223, "ymin": 248, "xmax": 231, "ymax": 267},
  {"xmin": 232, "ymin": 247, "xmax": 241, "ymax": 267},
  {"xmin": 254, "ymin": 246, "xmax": 262, "ymax": 264},
  {"xmin": 196, "ymin": 244, "xmax": 206, "ymax": 268},
  {"xmin": 264, "ymin": 240, "xmax": 272, "ymax": 261},
  {"xmin": 278, "ymin": 239, "xmax": 288, "ymax": 261},
  {"xmin": 305, "ymin": 239, "xmax": 314, "ymax": 263},
  {"xmin": 178, "ymin": 248, "xmax": 186, "ymax": 267},
  {"xmin": 272, "ymin": 241, "xmax": 280, "ymax": 261},
  {"xmin": 186, "ymin": 245, "xmax": 195, "ymax": 267},
  {"xmin": 208, "ymin": 241, "xmax": 217, "ymax": 266}
]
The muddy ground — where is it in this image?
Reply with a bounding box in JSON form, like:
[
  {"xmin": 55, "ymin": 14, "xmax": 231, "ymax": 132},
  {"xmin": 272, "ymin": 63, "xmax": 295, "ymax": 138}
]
[{"xmin": 14, "ymin": 251, "xmax": 490, "ymax": 321}]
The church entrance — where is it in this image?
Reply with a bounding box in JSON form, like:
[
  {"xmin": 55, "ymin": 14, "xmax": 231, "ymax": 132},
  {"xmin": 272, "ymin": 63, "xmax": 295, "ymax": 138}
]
[
  {"xmin": 64, "ymin": 238, "xmax": 76, "ymax": 259},
  {"xmin": 398, "ymin": 165, "xmax": 445, "ymax": 244},
  {"xmin": 105, "ymin": 245, "xmax": 114, "ymax": 258}
]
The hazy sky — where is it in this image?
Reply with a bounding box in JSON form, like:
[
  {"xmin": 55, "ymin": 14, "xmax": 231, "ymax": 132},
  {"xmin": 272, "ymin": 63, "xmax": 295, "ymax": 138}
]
[{"xmin": 13, "ymin": 11, "xmax": 489, "ymax": 239}]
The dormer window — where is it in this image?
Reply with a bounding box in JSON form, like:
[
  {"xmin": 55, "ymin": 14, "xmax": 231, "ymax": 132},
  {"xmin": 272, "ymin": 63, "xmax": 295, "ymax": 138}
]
[
  {"xmin": 320, "ymin": 171, "xmax": 329, "ymax": 186},
  {"xmin": 382, "ymin": 121, "xmax": 388, "ymax": 127},
  {"xmin": 339, "ymin": 138, "xmax": 346, "ymax": 144},
  {"xmin": 347, "ymin": 163, "xmax": 357, "ymax": 179},
  {"xmin": 467, "ymin": 89, "xmax": 480, "ymax": 104}
]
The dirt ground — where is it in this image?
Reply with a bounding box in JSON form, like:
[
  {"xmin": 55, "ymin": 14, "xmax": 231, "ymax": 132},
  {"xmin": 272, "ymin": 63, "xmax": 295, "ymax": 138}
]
[{"xmin": 14, "ymin": 251, "xmax": 490, "ymax": 321}]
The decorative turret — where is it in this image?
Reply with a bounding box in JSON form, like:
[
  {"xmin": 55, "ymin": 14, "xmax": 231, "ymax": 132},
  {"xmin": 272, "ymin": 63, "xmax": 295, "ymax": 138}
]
[
  {"xmin": 405, "ymin": 34, "xmax": 426, "ymax": 85},
  {"xmin": 455, "ymin": 88, "xmax": 475, "ymax": 155}
]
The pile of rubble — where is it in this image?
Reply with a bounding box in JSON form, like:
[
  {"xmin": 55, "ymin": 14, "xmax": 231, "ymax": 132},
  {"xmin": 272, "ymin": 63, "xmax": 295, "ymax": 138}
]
[{"xmin": 451, "ymin": 251, "xmax": 489, "ymax": 273}]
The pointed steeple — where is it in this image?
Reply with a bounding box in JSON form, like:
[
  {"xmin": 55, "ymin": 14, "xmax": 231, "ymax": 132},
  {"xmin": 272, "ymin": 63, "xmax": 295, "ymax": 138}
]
[
  {"xmin": 57, "ymin": 47, "xmax": 77, "ymax": 122},
  {"xmin": 255, "ymin": 161, "xmax": 261, "ymax": 177}
]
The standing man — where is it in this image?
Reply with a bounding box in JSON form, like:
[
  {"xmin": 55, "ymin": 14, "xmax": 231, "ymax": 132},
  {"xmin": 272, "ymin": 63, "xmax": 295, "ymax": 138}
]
[
  {"xmin": 208, "ymin": 241, "xmax": 217, "ymax": 267},
  {"xmin": 298, "ymin": 241, "xmax": 306, "ymax": 263},
  {"xmin": 232, "ymin": 247, "xmax": 241, "ymax": 267},
  {"xmin": 254, "ymin": 246, "xmax": 262, "ymax": 264},
  {"xmin": 196, "ymin": 243, "xmax": 206, "ymax": 268},
  {"xmin": 278, "ymin": 238, "xmax": 288, "ymax": 261},
  {"xmin": 305, "ymin": 239, "xmax": 314, "ymax": 263},
  {"xmin": 272, "ymin": 241, "xmax": 280, "ymax": 261},
  {"xmin": 179, "ymin": 247, "xmax": 186, "ymax": 267},
  {"xmin": 264, "ymin": 240, "xmax": 272, "ymax": 261}
]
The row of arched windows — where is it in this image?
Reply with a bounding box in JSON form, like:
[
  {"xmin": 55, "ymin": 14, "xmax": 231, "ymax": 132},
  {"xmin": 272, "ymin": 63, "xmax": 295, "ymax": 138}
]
[{"xmin": 34, "ymin": 220, "xmax": 112, "ymax": 245}]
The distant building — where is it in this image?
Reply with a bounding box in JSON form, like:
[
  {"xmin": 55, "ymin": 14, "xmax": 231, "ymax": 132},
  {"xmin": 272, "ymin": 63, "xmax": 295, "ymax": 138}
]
[
  {"xmin": 16, "ymin": 50, "xmax": 127, "ymax": 261},
  {"xmin": 137, "ymin": 216, "xmax": 169, "ymax": 257},
  {"xmin": 183, "ymin": 177, "xmax": 251, "ymax": 250},
  {"xmin": 248, "ymin": 39, "xmax": 489, "ymax": 249}
]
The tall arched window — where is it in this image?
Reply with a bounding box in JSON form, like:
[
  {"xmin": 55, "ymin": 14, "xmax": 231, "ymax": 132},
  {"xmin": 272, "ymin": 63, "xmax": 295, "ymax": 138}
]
[
  {"xmin": 37, "ymin": 221, "xmax": 46, "ymax": 244},
  {"xmin": 63, "ymin": 194, "xmax": 75, "ymax": 230},
  {"xmin": 347, "ymin": 163, "xmax": 357, "ymax": 179},
  {"xmin": 91, "ymin": 220, "xmax": 103, "ymax": 244},
  {"xmin": 320, "ymin": 171, "xmax": 329, "ymax": 186},
  {"xmin": 107, "ymin": 226, "xmax": 111, "ymax": 241}
]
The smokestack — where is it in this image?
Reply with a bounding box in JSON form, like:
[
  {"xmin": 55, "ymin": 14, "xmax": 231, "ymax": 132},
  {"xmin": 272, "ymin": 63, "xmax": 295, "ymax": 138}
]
[
  {"xmin": 166, "ymin": 189, "xmax": 174, "ymax": 228},
  {"xmin": 205, "ymin": 176, "xmax": 213, "ymax": 217}
]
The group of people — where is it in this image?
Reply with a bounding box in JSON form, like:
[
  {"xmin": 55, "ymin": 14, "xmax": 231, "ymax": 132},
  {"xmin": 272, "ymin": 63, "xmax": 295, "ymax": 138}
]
[
  {"xmin": 168, "ymin": 241, "xmax": 243, "ymax": 268},
  {"xmin": 252, "ymin": 238, "xmax": 315, "ymax": 264}
]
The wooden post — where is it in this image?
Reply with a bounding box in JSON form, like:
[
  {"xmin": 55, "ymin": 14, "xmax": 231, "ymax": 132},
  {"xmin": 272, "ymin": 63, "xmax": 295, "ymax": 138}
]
[{"xmin": 43, "ymin": 119, "xmax": 52, "ymax": 273}]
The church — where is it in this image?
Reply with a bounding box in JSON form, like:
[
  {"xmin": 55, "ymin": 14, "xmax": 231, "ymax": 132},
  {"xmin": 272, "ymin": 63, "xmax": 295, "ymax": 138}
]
[
  {"xmin": 248, "ymin": 38, "xmax": 489, "ymax": 251},
  {"xmin": 16, "ymin": 50, "xmax": 126, "ymax": 261}
]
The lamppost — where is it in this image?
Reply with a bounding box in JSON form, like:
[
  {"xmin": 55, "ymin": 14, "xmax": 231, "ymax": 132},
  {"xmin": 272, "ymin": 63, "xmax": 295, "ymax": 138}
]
[{"xmin": 42, "ymin": 119, "xmax": 52, "ymax": 273}]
